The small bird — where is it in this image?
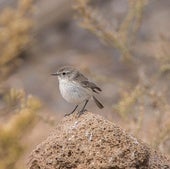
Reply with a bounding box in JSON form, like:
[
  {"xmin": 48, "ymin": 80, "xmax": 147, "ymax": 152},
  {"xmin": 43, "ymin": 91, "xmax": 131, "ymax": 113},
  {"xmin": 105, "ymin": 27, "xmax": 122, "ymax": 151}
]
[{"xmin": 51, "ymin": 66, "xmax": 104, "ymax": 116}]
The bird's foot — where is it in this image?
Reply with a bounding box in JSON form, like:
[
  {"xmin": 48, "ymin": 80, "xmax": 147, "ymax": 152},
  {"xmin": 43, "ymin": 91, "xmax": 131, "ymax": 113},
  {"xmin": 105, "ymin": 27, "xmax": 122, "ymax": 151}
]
[
  {"xmin": 64, "ymin": 112, "xmax": 74, "ymax": 117},
  {"xmin": 77, "ymin": 109, "xmax": 87, "ymax": 117},
  {"xmin": 64, "ymin": 105, "xmax": 78, "ymax": 117}
]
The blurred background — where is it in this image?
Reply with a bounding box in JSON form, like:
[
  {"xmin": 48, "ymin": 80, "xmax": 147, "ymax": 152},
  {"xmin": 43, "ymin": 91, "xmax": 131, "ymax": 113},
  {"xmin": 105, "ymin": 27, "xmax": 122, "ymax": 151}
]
[{"xmin": 0, "ymin": 0, "xmax": 170, "ymax": 168}]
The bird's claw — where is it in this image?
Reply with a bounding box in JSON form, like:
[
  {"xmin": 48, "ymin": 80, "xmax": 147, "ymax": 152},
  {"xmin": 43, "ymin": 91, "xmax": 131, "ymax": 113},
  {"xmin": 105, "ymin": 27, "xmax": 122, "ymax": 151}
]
[
  {"xmin": 77, "ymin": 109, "xmax": 87, "ymax": 117},
  {"xmin": 64, "ymin": 112, "xmax": 72, "ymax": 117}
]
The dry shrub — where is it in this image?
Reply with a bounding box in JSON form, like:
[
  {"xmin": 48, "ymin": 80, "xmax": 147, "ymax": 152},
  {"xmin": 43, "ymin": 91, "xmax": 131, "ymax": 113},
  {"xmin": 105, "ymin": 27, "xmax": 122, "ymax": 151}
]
[
  {"xmin": 73, "ymin": 0, "xmax": 148, "ymax": 61},
  {"xmin": 0, "ymin": 0, "xmax": 34, "ymax": 81},
  {"xmin": 155, "ymin": 35, "xmax": 170, "ymax": 75},
  {"xmin": 0, "ymin": 88, "xmax": 41, "ymax": 169},
  {"xmin": 114, "ymin": 85, "xmax": 144, "ymax": 118},
  {"xmin": 0, "ymin": 2, "xmax": 37, "ymax": 167},
  {"xmin": 115, "ymin": 83, "xmax": 170, "ymax": 155}
]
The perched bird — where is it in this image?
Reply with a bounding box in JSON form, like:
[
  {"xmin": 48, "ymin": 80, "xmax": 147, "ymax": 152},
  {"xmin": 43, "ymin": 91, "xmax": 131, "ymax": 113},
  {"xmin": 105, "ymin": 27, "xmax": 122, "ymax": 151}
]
[{"xmin": 51, "ymin": 66, "xmax": 104, "ymax": 116}]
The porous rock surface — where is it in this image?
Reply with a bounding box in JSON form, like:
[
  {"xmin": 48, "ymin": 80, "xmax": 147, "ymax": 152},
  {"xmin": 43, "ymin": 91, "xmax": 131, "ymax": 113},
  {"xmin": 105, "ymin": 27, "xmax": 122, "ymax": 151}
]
[{"xmin": 28, "ymin": 112, "xmax": 170, "ymax": 169}]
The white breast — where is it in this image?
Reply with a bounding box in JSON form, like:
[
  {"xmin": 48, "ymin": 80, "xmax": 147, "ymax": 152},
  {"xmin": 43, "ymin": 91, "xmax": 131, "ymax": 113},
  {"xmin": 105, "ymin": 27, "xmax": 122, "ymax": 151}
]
[{"xmin": 58, "ymin": 78, "xmax": 91, "ymax": 104}]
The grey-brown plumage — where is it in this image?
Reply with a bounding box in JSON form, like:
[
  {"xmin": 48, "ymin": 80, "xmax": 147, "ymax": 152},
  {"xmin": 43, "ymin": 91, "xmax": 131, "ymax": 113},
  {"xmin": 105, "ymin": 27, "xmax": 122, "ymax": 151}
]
[{"xmin": 51, "ymin": 66, "xmax": 104, "ymax": 116}]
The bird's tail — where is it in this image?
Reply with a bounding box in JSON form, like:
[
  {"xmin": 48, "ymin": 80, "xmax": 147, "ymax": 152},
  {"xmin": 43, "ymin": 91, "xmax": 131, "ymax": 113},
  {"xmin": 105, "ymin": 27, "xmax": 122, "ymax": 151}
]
[{"xmin": 93, "ymin": 96, "xmax": 104, "ymax": 109}]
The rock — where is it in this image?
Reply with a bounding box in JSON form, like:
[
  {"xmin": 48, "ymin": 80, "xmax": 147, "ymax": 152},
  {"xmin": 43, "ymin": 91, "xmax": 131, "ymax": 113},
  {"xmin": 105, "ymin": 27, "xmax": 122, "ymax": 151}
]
[{"xmin": 28, "ymin": 112, "xmax": 170, "ymax": 169}]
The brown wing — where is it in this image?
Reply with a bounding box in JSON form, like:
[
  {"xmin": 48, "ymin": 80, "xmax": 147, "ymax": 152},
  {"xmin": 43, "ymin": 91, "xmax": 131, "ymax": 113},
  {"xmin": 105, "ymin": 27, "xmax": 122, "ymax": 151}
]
[
  {"xmin": 73, "ymin": 71, "xmax": 102, "ymax": 93},
  {"xmin": 73, "ymin": 72, "xmax": 88, "ymax": 81},
  {"xmin": 81, "ymin": 80, "xmax": 102, "ymax": 93}
]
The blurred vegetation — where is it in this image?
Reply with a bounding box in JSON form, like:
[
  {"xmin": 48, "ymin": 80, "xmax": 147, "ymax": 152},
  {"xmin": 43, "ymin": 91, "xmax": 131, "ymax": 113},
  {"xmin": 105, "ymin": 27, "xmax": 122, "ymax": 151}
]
[
  {"xmin": 114, "ymin": 85, "xmax": 144, "ymax": 118},
  {"xmin": 0, "ymin": 1, "xmax": 40, "ymax": 169},
  {"xmin": 74, "ymin": 0, "xmax": 170, "ymax": 154},
  {"xmin": 73, "ymin": 0, "xmax": 148, "ymax": 61},
  {"xmin": 0, "ymin": 0, "xmax": 34, "ymax": 81},
  {"xmin": 0, "ymin": 0, "xmax": 169, "ymax": 168},
  {"xmin": 156, "ymin": 35, "xmax": 170, "ymax": 75},
  {"xmin": 0, "ymin": 88, "xmax": 41, "ymax": 169}
]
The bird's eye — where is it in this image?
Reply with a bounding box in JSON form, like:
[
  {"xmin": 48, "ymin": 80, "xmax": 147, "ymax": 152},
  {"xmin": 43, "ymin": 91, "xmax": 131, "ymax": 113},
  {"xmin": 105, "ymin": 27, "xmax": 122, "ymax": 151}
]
[{"xmin": 62, "ymin": 72, "xmax": 66, "ymax": 75}]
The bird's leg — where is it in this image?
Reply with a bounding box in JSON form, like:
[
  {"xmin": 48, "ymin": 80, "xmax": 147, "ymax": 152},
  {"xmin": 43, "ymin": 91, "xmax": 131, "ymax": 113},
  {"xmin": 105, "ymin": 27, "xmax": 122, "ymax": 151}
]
[
  {"xmin": 78, "ymin": 100, "xmax": 89, "ymax": 117},
  {"xmin": 64, "ymin": 105, "xmax": 78, "ymax": 117}
]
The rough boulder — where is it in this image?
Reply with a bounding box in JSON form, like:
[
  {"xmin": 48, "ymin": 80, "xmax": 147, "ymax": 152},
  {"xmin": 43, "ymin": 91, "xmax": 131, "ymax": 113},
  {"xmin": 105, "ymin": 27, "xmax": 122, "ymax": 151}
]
[{"xmin": 28, "ymin": 112, "xmax": 170, "ymax": 169}]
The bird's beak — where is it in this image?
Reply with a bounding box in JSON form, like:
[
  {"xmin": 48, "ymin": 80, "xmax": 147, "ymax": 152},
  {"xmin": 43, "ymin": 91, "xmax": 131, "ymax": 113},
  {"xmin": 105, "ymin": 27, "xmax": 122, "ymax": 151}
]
[{"xmin": 51, "ymin": 72, "xmax": 59, "ymax": 76}]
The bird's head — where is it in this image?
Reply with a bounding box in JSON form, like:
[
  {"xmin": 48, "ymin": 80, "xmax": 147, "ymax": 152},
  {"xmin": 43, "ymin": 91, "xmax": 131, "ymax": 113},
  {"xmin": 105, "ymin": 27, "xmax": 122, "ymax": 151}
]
[{"xmin": 51, "ymin": 66, "xmax": 77, "ymax": 80}]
